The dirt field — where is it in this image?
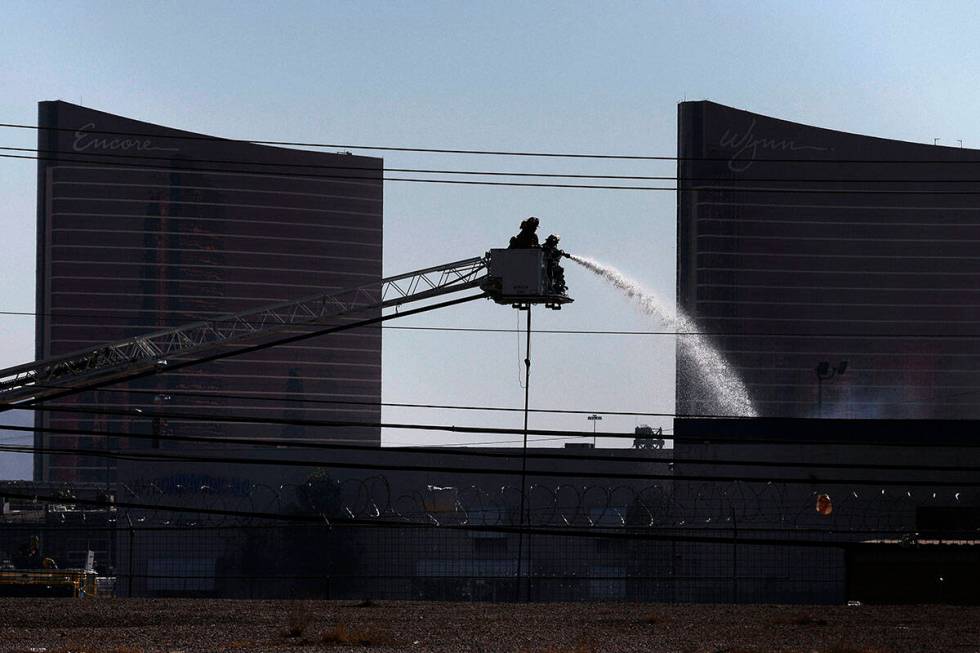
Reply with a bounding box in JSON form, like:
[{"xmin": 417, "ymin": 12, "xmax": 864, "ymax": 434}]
[{"xmin": 1, "ymin": 599, "xmax": 978, "ymax": 653}]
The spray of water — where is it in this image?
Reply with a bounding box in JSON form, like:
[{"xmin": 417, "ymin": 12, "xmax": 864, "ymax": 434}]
[{"xmin": 568, "ymin": 254, "xmax": 757, "ymax": 417}]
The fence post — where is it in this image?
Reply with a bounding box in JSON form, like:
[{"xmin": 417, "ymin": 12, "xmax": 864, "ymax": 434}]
[
  {"xmin": 731, "ymin": 506, "xmax": 738, "ymax": 604},
  {"xmin": 127, "ymin": 522, "xmax": 135, "ymax": 597}
]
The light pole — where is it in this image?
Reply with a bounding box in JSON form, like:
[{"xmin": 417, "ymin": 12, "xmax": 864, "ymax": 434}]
[
  {"xmin": 815, "ymin": 361, "xmax": 848, "ymax": 417},
  {"xmin": 150, "ymin": 393, "xmax": 172, "ymax": 449},
  {"xmin": 587, "ymin": 414, "xmax": 602, "ymax": 447}
]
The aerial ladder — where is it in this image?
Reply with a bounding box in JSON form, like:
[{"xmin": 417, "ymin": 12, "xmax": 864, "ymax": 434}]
[
  {"xmin": 0, "ymin": 243, "xmax": 571, "ymax": 409},
  {"xmin": 0, "ymin": 226, "xmax": 571, "ymax": 598}
]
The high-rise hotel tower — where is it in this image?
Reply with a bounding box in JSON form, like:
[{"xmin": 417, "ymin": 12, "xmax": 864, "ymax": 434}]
[{"xmin": 35, "ymin": 102, "xmax": 383, "ymax": 482}]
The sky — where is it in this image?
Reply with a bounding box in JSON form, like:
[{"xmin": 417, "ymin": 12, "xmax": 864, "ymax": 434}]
[{"xmin": 3, "ymin": 1, "xmax": 980, "ymax": 477}]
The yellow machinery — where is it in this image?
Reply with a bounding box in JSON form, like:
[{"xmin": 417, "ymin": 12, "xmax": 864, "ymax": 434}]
[{"xmin": 0, "ymin": 568, "xmax": 100, "ymax": 597}]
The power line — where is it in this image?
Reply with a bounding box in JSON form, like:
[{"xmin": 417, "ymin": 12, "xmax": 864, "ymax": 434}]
[
  {"xmin": 4, "ymin": 120, "xmax": 980, "ymax": 164},
  {"xmin": 0, "ymin": 144, "xmax": 680, "ymax": 180},
  {"xmin": 9, "ymin": 145, "xmax": 679, "ymax": 180},
  {"xmin": 22, "ymin": 402, "xmax": 692, "ymax": 438},
  {"xmin": 21, "ymin": 402, "xmax": 980, "ymax": 448},
  {"xmin": 0, "ymin": 445, "xmax": 888, "ymax": 487},
  {"xmin": 0, "ymin": 441, "xmax": 684, "ymax": 484},
  {"xmin": 0, "ymin": 426, "xmax": 597, "ymax": 462},
  {"xmin": 9, "ymin": 307, "xmax": 980, "ymax": 340},
  {"xmin": 15, "ymin": 370, "xmax": 980, "ymax": 444},
  {"xmin": 20, "ymin": 440, "xmax": 960, "ymax": 486},
  {"xmin": 1, "ymin": 121, "xmax": 674, "ymax": 160},
  {"xmin": 6, "ymin": 421, "xmax": 980, "ymax": 475},
  {"xmin": 0, "ymin": 152, "xmax": 669, "ymax": 191},
  {"xmin": 23, "ymin": 382, "xmax": 670, "ymax": 420},
  {"xmin": 12, "ymin": 149, "xmax": 980, "ymax": 193},
  {"xmin": 18, "ymin": 403, "xmax": 660, "ymax": 456},
  {"xmin": 10, "ymin": 144, "xmax": 980, "ymax": 184},
  {"xmin": 0, "ymin": 488, "xmax": 880, "ymax": 548},
  {"xmin": 0, "ymin": 416, "xmax": 608, "ymax": 446},
  {"xmin": 335, "ymin": 325, "xmax": 980, "ymax": 339}
]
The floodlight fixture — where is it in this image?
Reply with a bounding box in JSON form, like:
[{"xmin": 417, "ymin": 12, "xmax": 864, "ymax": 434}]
[{"xmin": 587, "ymin": 414, "xmax": 603, "ymax": 447}]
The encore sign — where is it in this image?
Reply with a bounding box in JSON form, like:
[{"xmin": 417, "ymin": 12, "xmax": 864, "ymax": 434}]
[{"xmin": 72, "ymin": 122, "xmax": 180, "ymax": 154}]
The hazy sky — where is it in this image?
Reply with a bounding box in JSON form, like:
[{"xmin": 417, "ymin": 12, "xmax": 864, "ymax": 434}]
[{"xmin": 3, "ymin": 1, "xmax": 980, "ymax": 476}]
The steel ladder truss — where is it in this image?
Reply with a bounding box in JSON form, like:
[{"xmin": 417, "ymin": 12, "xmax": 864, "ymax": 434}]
[{"xmin": 0, "ymin": 256, "xmax": 489, "ymax": 407}]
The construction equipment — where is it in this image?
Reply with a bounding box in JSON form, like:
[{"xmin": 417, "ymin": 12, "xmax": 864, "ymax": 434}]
[
  {"xmin": 0, "ymin": 536, "xmax": 109, "ymax": 598},
  {"xmin": 0, "ymin": 568, "xmax": 102, "ymax": 597},
  {"xmin": 0, "ymin": 234, "xmax": 572, "ymax": 408}
]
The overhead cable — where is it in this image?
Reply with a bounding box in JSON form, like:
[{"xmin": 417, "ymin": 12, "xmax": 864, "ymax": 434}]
[
  {"xmin": 10, "ymin": 144, "xmax": 980, "ymax": 184},
  {"xmin": 11, "ymin": 150, "xmax": 980, "ymax": 193},
  {"xmin": 0, "ymin": 488, "xmax": 937, "ymax": 549},
  {"xmin": 4, "ymin": 120, "xmax": 980, "ymax": 164},
  {"xmin": 0, "ymin": 152, "xmax": 669, "ymax": 191},
  {"xmin": 14, "ymin": 440, "xmax": 971, "ymax": 486},
  {"xmin": 8, "ymin": 308, "xmax": 980, "ymax": 341},
  {"xmin": 25, "ymin": 382, "xmax": 672, "ymax": 419},
  {"xmin": 19, "ymin": 403, "xmax": 980, "ymax": 448},
  {"xmin": 6, "ymin": 422, "xmax": 980, "ymax": 476}
]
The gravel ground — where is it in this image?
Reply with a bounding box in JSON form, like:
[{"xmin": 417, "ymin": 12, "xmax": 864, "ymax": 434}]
[{"xmin": 1, "ymin": 599, "xmax": 979, "ymax": 653}]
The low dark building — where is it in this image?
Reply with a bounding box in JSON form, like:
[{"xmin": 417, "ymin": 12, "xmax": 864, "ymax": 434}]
[
  {"xmin": 673, "ymin": 417, "xmax": 980, "ymax": 604},
  {"xmin": 110, "ymin": 444, "xmax": 673, "ymax": 601}
]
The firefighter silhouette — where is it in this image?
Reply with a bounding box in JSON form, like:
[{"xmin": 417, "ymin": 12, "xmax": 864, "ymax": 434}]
[
  {"xmin": 541, "ymin": 234, "xmax": 567, "ymax": 294},
  {"xmin": 509, "ymin": 217, "xmax": 540, "ymax": 248}
]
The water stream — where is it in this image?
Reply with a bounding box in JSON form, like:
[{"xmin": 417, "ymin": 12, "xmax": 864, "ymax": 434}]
[{"xmin": 568, "ymin": 255, "xmax": 757, "ymax": 417}]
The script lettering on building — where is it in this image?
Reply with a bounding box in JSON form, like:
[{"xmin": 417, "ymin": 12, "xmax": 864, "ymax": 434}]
[
  {"xmin": 719, "ymin": 118, "xmax": 827, "ymax": 172},
  {"xmin": 72, "ymin": 122, "xmax": 180, "ymax": 153}
]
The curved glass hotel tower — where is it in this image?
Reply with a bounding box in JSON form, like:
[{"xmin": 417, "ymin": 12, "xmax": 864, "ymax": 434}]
[
  {"xmin": 35, "ymin": 102, "xmax": 383, "ymax": 482},
  {"xmin": 677, "ymin": 101, "xmax": 980, "ymax": 419}
]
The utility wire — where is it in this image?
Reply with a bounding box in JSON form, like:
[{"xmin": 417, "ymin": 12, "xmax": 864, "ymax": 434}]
[
  {"xmin": 6, "ymin": 417, "xmax": 640, "ymax": 456},
  {"xmin": 0, "ymin": 489, "xmax": 887, "ymax": 548},
  {"xmin": 9, "ymin": 308, "xmax": 980, "ymax": 340},
  {"xmin": 14, "ymin": 379, "xmax": 980, "ymax": 440},
  {"xmin": 11, "ymin": 144, "xmax": 980, "ymax": 183},
  {"xmin": 2, "ymin": 121, "xmax": 676, "ymax": 160},
  {"xmin": 6, "ymin": 421, "xmax": 980, "ymax": 475},
  {"xmin": 0, "ymin": 428, "xmax": 635, "ymax": 449},
  {"xmin": 18, "ymin": 380, "xmax": 980, "ymax": 429},
  {"xmin": 5, "ymin": 120, "xmax": 980, "ymax": 164},
  {"xmin": 0, "ymin": 144, "xmax": 732, "ymax": 181},
  {"xmin": 12, "ymin": 150, "xmax": 980, "ymax": 193},
  {"xmin": 19, "ymin": 402, "xmax": 980, "ymax": 448},
  {"xmin": 0, "ymin": 152, "xmax": 668, "ymax": 191},
  {"xmin": 12, "ymin": 438, "xmax": 973, "ymax": 486},
  {"xmin": 0, "ymin": 441, "xmax": 683, "ymax": 483},
  {"xmin": 22, "ymin": 382, "xmax": 672, "ymax": 419},
  {"xmin": 20, "ymin": 402, "xmax": 715, "ymax": 437}
]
